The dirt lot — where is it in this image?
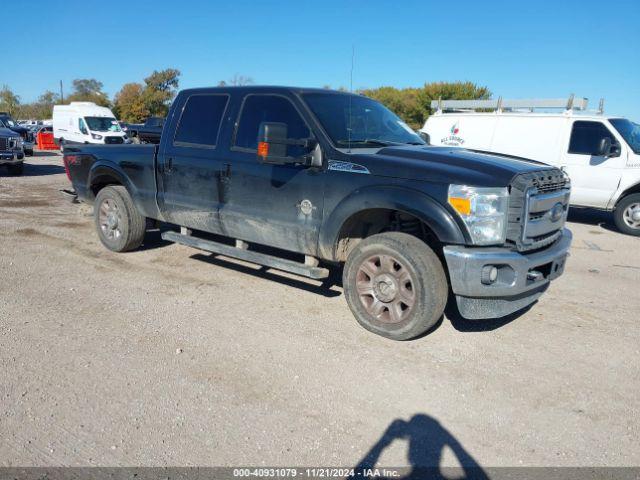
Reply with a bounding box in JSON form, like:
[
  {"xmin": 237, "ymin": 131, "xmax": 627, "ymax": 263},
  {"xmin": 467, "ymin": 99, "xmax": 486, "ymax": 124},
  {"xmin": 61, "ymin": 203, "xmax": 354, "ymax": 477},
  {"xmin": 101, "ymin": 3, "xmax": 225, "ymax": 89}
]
[{"xmin": 1, "ymin": 152, "xmax": 639, "ymax": 469}]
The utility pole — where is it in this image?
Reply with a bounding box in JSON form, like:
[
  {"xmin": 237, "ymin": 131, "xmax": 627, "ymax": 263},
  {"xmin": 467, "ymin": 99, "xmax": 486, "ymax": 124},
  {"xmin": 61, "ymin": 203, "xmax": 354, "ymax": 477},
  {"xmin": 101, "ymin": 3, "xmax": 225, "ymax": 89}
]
[{"xmin": 59, "ymin": 80, "xmax": 64, "ymax": 103}]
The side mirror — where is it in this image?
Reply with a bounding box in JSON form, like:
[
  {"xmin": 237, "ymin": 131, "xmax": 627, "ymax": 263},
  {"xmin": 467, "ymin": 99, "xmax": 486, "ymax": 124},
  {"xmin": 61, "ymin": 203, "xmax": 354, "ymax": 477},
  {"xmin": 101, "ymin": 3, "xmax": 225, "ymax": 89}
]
[
  {"xmin": 256, "ymin": 122, "xmax": 320, "ymax": 166},
  {"xmin": 597, "ymin": 137, "xmax": 612, "ymax": 157},
  {"xmin": 597, "ymin": 137, "xmax": 621, "ymax": 158},
  {"xmin": 418, "ymin": 131, "xmax": 430, "ymax": 144}
]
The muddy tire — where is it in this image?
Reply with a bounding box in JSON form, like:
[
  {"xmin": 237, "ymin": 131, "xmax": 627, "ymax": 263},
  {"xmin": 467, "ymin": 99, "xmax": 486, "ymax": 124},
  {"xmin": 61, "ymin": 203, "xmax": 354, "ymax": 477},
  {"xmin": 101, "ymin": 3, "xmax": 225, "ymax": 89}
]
[
  {"xmin": 94, "ymin": 185, "xmax": 146, "ymax": 252},
  {"xmin": 343, "ymin": 232, "xmax": 448, "ymax": 340},
  {"xmin": 614, "ymin": 193, "xmax": 640, "ymax": 236},
  {"xmin": 7, "ymin": 162, "xmax": 24, "ymax": 176}
]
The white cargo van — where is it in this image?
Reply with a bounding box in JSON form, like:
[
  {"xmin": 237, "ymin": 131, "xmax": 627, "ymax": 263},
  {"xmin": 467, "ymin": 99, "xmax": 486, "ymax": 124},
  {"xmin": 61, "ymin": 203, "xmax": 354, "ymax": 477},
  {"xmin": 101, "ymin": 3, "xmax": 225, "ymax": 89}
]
[
  {"xmin": 421, "ymin": 96, "xmax": 640, "ymax": 235},
  {"xmin": 53, "ymin": 102, "xmax": 128, "ymax": 151}
]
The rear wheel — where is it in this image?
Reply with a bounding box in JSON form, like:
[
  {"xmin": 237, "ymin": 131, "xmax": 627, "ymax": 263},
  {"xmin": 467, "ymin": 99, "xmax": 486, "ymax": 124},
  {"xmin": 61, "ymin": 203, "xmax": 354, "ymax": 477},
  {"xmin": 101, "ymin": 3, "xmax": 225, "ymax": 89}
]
[
  {"xmin": 343, "ymin": 232, "xmax": 448, "ymax": 340},
  {"xmin": 614, "ymin": 193, "xmax": 640, "ymax": 236},
  {"xmin": 94, "ymin": 185, "xmax": 147, "ymax": 252}
]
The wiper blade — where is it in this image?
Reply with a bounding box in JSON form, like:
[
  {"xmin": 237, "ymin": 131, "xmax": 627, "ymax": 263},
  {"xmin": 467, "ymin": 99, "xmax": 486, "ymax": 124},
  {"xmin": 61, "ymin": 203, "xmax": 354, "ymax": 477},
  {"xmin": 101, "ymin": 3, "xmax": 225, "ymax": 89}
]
[{"xmin": 340, "ymin": 139, "xmax": 401, "ymax": 147}]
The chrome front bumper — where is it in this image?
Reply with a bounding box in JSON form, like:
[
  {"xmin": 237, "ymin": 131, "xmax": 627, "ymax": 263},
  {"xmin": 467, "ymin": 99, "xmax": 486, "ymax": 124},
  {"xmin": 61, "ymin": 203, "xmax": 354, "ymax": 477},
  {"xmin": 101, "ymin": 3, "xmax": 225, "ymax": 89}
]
[{"xmin": 443, "ymin": 228, "xmax": 572, "ymax": 319}]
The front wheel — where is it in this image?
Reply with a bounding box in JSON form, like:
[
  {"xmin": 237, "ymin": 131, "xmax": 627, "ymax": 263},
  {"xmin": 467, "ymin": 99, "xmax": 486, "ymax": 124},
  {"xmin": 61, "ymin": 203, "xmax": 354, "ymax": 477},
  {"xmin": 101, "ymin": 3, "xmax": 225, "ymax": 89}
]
[
  {"xmin": 614, "ymin": 193, "xmax": 640, "ymax": 236},
  {"xmin": 343, "ymin": 232, "xmax": 448, "ymax": 340},
  {"xmin": 94, "ymin": 185, "xmax": 147, "ymax": 252}
]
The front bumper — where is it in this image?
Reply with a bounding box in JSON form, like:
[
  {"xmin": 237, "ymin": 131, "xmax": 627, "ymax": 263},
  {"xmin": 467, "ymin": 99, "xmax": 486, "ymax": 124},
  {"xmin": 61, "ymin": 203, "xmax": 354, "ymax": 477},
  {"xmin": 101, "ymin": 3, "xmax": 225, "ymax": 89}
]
[
  {"xmin": 443, "ymin": 228, "xmax": 572, "ymax": 319},
  {"xmin": 0, "ymin": 151, "xmax": 23, "ymax": 165}
]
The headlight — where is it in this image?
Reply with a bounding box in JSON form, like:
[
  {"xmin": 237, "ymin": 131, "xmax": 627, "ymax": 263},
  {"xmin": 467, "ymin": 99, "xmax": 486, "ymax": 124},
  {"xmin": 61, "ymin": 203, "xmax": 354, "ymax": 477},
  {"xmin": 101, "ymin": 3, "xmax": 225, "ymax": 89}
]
[
  {"xmin": 92, "ymin": 133, "xmax": 103, "ymax": 140},
  {"xmin": 448, "ymin": 185, "xmax": 509, "ymax": 245}
]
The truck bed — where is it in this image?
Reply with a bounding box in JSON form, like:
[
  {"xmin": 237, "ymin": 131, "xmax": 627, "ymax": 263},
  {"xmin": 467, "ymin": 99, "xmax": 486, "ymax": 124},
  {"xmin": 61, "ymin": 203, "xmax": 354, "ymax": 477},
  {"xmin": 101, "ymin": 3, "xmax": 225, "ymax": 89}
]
[{"xmin": 65, "ymin": 143, "xmax": 160, "ymax": 218}]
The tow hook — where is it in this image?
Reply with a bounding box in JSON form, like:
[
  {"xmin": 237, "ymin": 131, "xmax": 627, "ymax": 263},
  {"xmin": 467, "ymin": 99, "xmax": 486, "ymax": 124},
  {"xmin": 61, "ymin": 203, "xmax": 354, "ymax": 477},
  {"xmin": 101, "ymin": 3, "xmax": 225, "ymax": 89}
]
[{"xmin": 527, "ymin": 270, "xmax": 544, "ymax": 282}]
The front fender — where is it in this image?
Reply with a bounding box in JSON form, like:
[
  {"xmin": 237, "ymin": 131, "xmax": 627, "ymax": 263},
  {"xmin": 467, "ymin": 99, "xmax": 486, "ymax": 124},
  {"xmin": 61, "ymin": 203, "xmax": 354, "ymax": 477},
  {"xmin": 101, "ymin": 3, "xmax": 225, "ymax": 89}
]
[{"xmin": 318, "ymin": 185, "xmax": 468, "ymax": 260}]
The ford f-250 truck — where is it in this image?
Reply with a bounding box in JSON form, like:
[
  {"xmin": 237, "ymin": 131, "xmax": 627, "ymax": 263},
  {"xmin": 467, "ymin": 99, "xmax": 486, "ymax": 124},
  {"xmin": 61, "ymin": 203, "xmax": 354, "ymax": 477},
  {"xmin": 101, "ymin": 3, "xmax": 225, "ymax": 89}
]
[{"xmin": 63, "ymin": 86, "xmax": 572, "ymax": 340}]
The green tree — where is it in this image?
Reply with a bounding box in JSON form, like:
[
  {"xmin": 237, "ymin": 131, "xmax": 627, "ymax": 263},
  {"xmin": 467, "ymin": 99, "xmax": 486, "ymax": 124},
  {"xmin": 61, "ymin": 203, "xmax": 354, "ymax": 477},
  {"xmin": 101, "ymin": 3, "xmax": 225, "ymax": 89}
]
[
  {"xmin": 0, "ymin": 85, "xmax": 21, "ymax": 117},
  {"xmin": 113, "ymin": 83, "xmax": 149, "ymax": 123},
  {"xmin": 67, "ymin": 78, "xmax": 111, "ymax": 107},
  {"xmin": 142, "ymin": 68, "xmax": 180, "ymax": 117},
  {"xmin": 361, "ymin": 81, "xmax": 491, "ymax": 130}
]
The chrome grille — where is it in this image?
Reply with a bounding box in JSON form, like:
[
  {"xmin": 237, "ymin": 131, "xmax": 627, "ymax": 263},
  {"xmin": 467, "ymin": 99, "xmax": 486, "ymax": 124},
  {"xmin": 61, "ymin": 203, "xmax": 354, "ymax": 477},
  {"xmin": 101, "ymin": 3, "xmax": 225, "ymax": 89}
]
[
  {"xmin": 507, "ymin": 169, "xmax": 570, "ymax": 252},
  {"xmin": 0, "ymin": 137, "xmax": 8, "ymax": 150}
]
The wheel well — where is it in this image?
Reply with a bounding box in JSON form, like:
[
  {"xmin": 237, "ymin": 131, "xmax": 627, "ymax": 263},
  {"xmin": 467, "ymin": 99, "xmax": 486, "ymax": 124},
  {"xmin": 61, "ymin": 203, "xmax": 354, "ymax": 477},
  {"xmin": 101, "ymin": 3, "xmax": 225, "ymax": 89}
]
[
  {"xmin": 335, "ymin": 208, "xmax": 441, "ymax": 261},
  {"xmin": 90, "ymin": 175, "xmax": 122, "ymax": 198},
  {"xmin": 617, "ymin": 183, "xmax": 640, "ymax": 205}
]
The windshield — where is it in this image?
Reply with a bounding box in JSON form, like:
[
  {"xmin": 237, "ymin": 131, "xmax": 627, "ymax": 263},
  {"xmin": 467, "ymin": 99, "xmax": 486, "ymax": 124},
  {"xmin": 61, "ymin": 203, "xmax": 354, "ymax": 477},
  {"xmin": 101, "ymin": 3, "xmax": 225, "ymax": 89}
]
[
  {"xmin": 303, "ymin": 93, "xmax": 425, "ymax": 148},
  {"xmin": 610, "ymin": 118, "xmax": 640, "ymax": 154},
  {"xmin": 85, "ymin": 117, "xmax": 122, "ymax": 132},
  {"xmin": 1, "ymin": 117, "xmax": 16, "ymax": 127}
]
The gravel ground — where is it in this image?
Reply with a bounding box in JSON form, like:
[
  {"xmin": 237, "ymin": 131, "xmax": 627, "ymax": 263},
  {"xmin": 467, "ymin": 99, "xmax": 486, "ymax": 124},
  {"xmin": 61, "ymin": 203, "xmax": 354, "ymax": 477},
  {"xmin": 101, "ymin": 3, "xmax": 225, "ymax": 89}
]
[{"xmin": 1, "ymin": 152, "xmax": 639, "ymax": 469}]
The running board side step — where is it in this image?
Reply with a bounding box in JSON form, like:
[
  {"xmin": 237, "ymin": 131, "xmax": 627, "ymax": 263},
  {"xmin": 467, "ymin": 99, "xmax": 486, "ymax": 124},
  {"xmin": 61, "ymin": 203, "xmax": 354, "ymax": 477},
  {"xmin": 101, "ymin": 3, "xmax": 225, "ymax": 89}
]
[{"xmin": 161, "ymin": 231, "xmax": 330, "ymax": 280}]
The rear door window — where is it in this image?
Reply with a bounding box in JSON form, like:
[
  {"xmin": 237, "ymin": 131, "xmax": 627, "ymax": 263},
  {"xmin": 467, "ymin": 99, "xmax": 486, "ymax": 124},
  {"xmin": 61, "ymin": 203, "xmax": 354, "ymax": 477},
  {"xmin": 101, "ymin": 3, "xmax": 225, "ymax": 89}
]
[
  {"xmin": 569, "ymin": 121, "xmax": 617, "ymax": 155},
  {"xmin": 234, "ymin": 95, "xmax": 310, "ymax": 156},
  {"xmin": 174, "ymin": 94, "xmax": 229, "ymax": 147}
]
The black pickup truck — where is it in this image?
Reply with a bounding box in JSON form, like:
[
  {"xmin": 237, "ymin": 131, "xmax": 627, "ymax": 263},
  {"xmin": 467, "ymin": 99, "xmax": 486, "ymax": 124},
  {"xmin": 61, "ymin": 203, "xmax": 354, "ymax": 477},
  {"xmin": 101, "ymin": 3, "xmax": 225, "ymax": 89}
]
[
  {"xmin": 64, "ymin": 86, "xmax": 572, "ymax": 340},
  {"xmin": 125, "ymin": 116, "xmax": 164, "ymax": 144}
]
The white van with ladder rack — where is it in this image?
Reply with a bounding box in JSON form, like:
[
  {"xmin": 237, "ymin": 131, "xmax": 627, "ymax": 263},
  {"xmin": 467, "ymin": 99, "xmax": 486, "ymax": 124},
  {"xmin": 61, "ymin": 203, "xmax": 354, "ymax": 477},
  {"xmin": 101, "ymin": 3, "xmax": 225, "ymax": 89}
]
[{"xmin": 421, "ymin": 95, "xmax": 640, "ymax": 235}]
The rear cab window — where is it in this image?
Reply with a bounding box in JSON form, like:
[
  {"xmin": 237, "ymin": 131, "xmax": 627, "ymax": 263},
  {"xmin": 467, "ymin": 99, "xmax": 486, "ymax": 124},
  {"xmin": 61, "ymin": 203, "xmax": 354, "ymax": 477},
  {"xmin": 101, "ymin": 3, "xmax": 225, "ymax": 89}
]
[
  {"xmin": 233, "ymin": 94, "xmax": 311, "ymax": 157},
  {"xmin": 173, "ymin": 94, "xmax": 229, "ymax": 148},
  {"xmin": 568, "ymin": 121, "xmax": 617, "ymax": 155}
]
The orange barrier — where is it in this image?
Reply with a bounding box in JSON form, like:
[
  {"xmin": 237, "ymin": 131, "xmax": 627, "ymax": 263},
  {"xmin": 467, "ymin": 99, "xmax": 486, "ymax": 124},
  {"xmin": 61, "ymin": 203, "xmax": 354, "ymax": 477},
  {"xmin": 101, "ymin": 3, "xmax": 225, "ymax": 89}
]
[{"xmin": 36, "ymin": 131, "xmax": 58, "ymax": 150}]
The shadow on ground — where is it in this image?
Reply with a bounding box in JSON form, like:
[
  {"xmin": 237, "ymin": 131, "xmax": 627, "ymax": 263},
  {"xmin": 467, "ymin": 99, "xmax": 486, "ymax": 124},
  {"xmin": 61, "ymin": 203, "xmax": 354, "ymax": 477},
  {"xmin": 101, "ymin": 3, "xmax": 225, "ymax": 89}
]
[
  {"xmin": 567, "ymin": 207, "xmax": 618, "ymax": 233},
  {"xmin": 21, "ymin": 163, "xmax": 66, "ymax": 176},
  {"xmin": 352, "ymin": 414, "xmax": 488, "ymax": 480},
  {"xmin": 191, "ymin": 252, "xmax": 342, "ymax": 298}
]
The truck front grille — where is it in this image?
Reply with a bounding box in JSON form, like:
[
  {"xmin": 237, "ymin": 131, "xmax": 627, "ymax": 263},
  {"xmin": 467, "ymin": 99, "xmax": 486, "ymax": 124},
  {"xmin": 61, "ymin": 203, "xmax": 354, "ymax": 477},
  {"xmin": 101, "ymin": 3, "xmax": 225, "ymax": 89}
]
[
  {"xmin": 104, "ymin": 136, "xmax": 124, "ymax": 144},
  {"xmin": 507, "ymin": 169, "xmax": 570, "ymax": 252},
  {"xmin": 0, "ymin": 137, "xmax": 7, "ymax": 150}
]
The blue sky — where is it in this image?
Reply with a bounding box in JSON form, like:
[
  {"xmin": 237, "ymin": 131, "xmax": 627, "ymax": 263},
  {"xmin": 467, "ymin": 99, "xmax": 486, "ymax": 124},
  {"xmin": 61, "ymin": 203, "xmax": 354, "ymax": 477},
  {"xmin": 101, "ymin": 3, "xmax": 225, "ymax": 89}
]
[{"xmin": 5, "ymin": 0, "xmax": 639, "ymax": 119}]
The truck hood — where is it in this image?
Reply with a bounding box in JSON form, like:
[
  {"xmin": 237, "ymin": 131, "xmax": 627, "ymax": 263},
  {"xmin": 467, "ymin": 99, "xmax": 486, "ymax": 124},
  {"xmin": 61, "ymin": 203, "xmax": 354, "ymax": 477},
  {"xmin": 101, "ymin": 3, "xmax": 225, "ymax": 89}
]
[{"xmin": 352, "ymin": 145, "xmax": 553, "ymax": 187}]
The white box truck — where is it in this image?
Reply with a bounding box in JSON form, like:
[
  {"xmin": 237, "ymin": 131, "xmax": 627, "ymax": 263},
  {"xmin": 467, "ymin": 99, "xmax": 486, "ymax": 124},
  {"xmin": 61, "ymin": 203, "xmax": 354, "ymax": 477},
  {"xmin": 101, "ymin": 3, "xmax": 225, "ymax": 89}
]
[
  {"xmin": 421, "ymin": 96, "xmax": 640, "ymax": 235},
  {"xmin": 53, "ymin": 102, "xmax": 128, "ymax": 151}
]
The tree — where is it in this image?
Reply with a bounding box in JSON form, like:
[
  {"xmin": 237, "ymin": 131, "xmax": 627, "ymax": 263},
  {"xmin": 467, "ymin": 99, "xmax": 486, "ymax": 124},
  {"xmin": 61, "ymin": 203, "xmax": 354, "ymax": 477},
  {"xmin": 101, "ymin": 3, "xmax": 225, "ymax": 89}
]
[
  {"xmin": 142, "ymin": 68, "xmax": 180, "ymax": 117},
  {"xmin": 218, "ymin": 75, "xmax": 254, "ymax": 87},
  {"xmin": 113, "ymin": 83, "xmax": 149, "ymax": 123},
  {"xmin": 361, "ymin": 81, "xmax": 491, "ymax": 130},
  {"xmin": 66, "ymin": 78, "xmax": 110, "ymax": 107},
  {"xmin": 0, "ymin": 85, "xmax": 20, "ymax": 117}
]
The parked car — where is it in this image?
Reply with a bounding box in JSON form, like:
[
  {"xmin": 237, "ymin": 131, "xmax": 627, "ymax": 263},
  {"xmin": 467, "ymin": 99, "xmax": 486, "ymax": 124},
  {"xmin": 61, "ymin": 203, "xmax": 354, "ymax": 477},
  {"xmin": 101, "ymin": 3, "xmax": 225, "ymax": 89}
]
[
  {"xmin": 53, "ymin": 102, "xmax": 129, "ymax": 151},
  {"xmin": 126, "ymin": 116, "xmax": 164, "ymax": 144},
  {"xmin": 422, "ymin": 96, "xmax": 640, "ymax": 235},
  {"xmin": 63, "ymin": 86, "xmax": 572, "ymax": 340},
  {"xmin": 0, "ymin": 112, "xmax": 34, "ymax": 156},
  {"xmin": 0, "ymin": 125, "xmax": 25, "ymax": 175}
]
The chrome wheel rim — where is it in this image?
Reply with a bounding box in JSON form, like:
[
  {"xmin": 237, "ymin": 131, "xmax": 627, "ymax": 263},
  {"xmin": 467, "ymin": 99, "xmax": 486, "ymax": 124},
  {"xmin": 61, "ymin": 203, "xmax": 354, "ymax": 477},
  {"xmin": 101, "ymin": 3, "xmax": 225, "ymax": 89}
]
[
  {"xmin": 356, "ymin": 254, "xmax": 416, "ymax": 324},
  {"xmin": 99, "ymin": 198, "xmax": 122, "ymax": 240},
  {"xmin": 623, "ymin": 202, "xmax": 640, "ymax": 229}
]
